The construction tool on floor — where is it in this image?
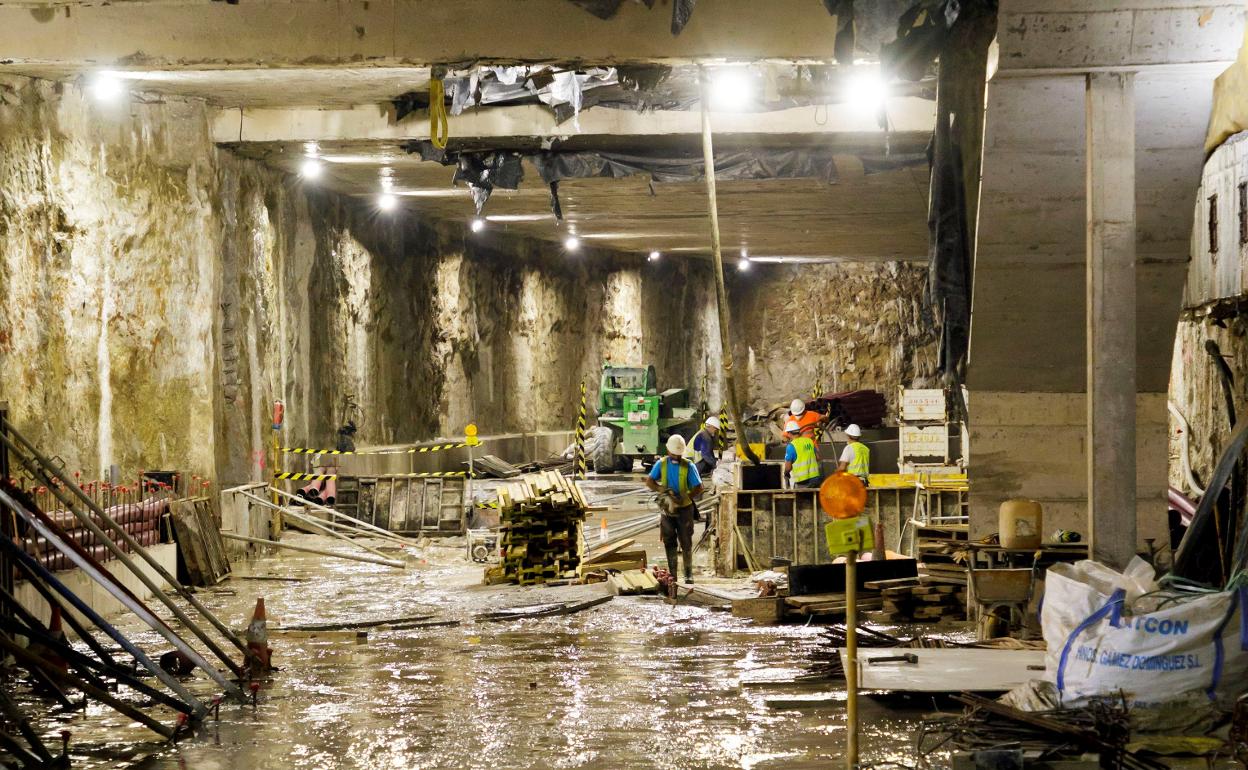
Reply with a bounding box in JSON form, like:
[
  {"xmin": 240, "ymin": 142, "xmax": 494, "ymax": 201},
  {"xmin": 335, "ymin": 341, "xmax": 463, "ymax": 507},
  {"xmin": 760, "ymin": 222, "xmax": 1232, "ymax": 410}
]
[{"xmin": 868, "ymin": 653, "xmax": 918, "ymax": 665}]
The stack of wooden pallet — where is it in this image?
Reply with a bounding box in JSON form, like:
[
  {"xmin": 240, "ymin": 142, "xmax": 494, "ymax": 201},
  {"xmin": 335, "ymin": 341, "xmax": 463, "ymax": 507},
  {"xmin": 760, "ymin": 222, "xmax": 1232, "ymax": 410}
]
[
  {"xmin": 483, "ymin": 471, "xmax": 588, "ymax": 586},
  {"xmin": 864, "ymin": 577, "xmax": 967, "ymax": 623}
]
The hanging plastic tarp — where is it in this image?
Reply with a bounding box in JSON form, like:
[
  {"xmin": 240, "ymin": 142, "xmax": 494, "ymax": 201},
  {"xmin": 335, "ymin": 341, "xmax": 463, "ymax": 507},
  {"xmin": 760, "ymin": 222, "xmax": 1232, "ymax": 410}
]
[{"xmin": 531, "ymin": 148, "xmax": 839, "ymax": 185}]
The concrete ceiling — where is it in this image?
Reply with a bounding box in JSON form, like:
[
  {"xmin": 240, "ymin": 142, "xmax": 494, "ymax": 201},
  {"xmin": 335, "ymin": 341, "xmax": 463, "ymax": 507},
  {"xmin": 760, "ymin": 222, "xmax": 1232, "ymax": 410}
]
[
  {"xmin": 228, "ymin": 136, "xmax": 932, "ymax": 262},
  {"xmin": 0, "ymin": 0, "xmax": 935, "ymax": 263}
]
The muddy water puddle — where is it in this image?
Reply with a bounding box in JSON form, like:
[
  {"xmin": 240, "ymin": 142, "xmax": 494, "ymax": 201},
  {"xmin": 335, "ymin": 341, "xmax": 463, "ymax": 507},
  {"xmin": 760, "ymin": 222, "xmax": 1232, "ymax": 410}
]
[{"xmin": 20, "ymin": 537, "xmax": 933, "ymax": 769}]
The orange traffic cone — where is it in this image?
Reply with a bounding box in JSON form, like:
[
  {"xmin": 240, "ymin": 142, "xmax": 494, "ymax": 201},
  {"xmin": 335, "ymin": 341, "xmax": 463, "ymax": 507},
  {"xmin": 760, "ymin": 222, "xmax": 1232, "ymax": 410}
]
[
  {"xmin": 40, "ymin": 606, "xmax": 69, "ymax": 675},
  {"xmin": 245, "ymin": 598, "xmax": 272, "ymax": 675}
]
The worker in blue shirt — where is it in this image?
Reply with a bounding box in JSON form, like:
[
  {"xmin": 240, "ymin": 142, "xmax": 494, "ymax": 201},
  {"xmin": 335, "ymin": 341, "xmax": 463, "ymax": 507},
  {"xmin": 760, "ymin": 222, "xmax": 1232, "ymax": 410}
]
[
  {"xmin": 645, "ymin": 434, "xmax": 704, "ymax": 583},
  {"xmin": 688, "ymin": 415, "xmax": 721, "ymax": 476}
]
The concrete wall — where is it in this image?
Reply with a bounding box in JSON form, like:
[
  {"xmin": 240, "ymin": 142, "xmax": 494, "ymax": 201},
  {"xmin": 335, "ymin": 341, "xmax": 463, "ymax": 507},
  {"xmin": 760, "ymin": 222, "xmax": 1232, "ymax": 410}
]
[
  {"xmin": 970, "ymin": 392, "xmax": 1169, "ymax": 547},
  {"xmin": 13, "ymin": 544, "xmax": 177, "ymax": 629},
  {"xmin": 0, "ymin": 75, "xmax": 719, "ymax": 489},
  {"xmin": 730, "ymin": 261, "xmax": 939, "ymax": 416}
]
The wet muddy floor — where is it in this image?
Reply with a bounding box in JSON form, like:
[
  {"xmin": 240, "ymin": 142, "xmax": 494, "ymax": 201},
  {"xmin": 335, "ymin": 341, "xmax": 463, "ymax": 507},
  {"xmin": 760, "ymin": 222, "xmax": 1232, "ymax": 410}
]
[{"xmin": 18, "ymin": 535, "xmax": 947, "ymax": 769}]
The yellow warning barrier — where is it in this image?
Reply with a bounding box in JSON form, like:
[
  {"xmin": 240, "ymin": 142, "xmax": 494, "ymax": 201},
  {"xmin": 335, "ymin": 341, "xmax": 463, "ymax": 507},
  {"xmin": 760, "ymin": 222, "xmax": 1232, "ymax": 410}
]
[
  {"xmin": 274, "ymin": 470, "xmax": 473, "ymax": 482},
  {"xmin": 279, "ymin": 441, "xmax": 477, "ymax": 457}
]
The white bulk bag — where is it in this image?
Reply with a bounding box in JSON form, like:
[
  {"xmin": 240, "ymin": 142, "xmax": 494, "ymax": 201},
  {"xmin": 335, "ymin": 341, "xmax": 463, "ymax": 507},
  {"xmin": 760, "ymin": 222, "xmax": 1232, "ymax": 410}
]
[{"xmin": 1042, "ymin": 559, "xmax": 1248, "ymax": 710}]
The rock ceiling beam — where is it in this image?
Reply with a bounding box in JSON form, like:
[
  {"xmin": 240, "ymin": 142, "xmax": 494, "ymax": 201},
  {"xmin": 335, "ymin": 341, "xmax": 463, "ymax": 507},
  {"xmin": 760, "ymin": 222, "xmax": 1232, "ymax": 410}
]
[
  {"xmin": 210, "ymin": 99, "xmax": 937, "ymax": 144},
  {"xmin": 0, "ymin": 0, "xmax": 842, "ymax": 72}
]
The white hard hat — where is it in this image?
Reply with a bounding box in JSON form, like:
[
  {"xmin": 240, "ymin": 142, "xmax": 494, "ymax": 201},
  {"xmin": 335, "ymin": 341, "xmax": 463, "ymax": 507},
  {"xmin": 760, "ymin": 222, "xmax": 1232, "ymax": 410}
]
[
  {"xmin": 666, "ymin": 434, "xmax": 687, "ymax": 456},
  {"xmin": 784, "ymin": 420, "xmax": 801, "ymax": 434},
  {"xmin": 790, "ymin": 398, "xmax": 806, "ymax": 416},
  {"xmin": 846, "ymin": 424, "xmax": 862, "ymax": 438},
  {"xmin": 705, "ymin": 415, "xmax": 721, "ymax": 429}
]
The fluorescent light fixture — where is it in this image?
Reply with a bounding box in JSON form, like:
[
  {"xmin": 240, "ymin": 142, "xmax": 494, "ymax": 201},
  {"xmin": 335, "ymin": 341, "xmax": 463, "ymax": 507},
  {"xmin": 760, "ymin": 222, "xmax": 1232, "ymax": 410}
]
[
  {"xmin": 397, "ymin": 189, "xmax": 470, "ymax": 198},
  {"xmin": 299, "ymin": 158, "xmax": 323, "ymax": 180},
  {"xmin": 648, "ymin": 251, "xmax": 661, "ymax": 262},
  {"xmin": 844, "ymin": 70, "xmax": 888, "ymax": 114},
  {"xmin": 88, "ymin": 71, "xmax": 125, "ymax": 102},
  {"xmin": 485, "ymin": 214, "xmax": 553, "ymax": 222},
  {"xmin": 470, "ymin": 217, "xmax": 486, "ymax": 233},
  {"xmin": 709, "ymin": 68, "xmax": 753, "ymax": 111},
  {"xmin": 378, "ymin": 193, "xmax": 398, "ymax": 211},
  {"xmin": 564, "ymin": 236, "xmax": 581, "ymax": 251}
]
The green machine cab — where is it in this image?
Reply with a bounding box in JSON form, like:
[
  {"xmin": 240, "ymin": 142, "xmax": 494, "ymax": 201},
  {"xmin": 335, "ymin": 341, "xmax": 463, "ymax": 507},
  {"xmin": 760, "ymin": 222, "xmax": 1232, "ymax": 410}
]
[{"xmin": 596, "ymin": 363, "xmax": 698, "ymax": 472}]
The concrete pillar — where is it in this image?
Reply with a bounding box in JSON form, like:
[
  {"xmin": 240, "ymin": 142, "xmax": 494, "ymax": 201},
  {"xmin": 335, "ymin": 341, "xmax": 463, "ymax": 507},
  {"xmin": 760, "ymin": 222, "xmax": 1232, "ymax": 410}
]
[{"xmin": 1085, "ymin": 72, "xmax": 1137, "ymax": 570}]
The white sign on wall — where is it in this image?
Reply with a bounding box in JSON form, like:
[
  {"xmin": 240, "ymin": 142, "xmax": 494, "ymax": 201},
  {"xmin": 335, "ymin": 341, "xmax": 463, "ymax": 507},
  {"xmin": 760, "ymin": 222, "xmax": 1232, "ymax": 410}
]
[
  {"xmin": 900, "ymin": 425, "xmax": 949, "ymax": 459},
  {"xmin": 901, "ymin": 388, "xmax": 946, "ymax": 422}
]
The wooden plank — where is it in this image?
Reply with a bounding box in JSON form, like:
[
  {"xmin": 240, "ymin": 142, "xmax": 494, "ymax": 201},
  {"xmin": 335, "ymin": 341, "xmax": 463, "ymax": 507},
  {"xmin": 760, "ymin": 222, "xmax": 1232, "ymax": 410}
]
[
  {"xmin": 731, "ymin": 596, "xmax": 786, "ymax": 623},
  {"xmin": 583, "ymin": 538, "xmax": 637, "ymax": 565}
]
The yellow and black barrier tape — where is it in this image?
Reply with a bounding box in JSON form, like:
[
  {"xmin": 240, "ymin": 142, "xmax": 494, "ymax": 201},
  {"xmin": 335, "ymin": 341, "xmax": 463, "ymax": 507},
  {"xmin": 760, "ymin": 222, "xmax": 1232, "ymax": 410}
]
[
  {"xmin": 574, "ymin": 380, "xmax": 588, "ymax": 480},
  {"xmin": 280, "ymin": 441, "xmax": 477, "ymax": 457},
  {"xmin": 275, "ymin": 470, "xmax": 474, "ymax": 482}
]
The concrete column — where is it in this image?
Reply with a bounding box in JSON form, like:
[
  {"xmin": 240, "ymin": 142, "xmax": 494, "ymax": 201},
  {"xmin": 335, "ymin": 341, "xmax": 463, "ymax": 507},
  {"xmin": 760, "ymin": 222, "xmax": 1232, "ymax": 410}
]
[{"xmin": 1085, "ymin": 72, "xmax": 1137, "ymax": 570}]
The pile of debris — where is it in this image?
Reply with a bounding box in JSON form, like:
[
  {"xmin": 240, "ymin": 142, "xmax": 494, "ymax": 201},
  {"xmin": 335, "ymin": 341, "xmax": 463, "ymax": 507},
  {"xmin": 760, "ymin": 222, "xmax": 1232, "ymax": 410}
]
[{"xmin": 484, "ymin": 471, "xmax": 589, "ymax": 586}]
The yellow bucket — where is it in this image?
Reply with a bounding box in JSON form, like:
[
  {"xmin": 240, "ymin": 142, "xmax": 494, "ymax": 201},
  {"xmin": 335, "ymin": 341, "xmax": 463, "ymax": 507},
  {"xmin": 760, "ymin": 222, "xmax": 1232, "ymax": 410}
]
[{"xmin": 735, "ymin": 442, "xmax": 766, "ymax": 461}]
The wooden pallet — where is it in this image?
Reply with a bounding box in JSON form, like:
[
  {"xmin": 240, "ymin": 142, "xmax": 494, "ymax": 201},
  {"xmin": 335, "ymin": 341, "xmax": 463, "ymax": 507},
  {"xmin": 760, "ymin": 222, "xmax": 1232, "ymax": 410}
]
[
  {"xmin": 169, "ymin": 497, "xmax": 231, "ymax": 586},
  {"xmin": 487, "ymin": 471, "xmax": 588, "ymax": 586}
]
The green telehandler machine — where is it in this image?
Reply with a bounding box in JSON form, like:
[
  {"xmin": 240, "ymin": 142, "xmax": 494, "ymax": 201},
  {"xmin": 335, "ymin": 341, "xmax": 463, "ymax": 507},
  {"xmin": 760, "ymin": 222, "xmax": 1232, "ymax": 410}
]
[{"xmin": 594, "ymin": 363, "xmax": 700, "ymax": 473}]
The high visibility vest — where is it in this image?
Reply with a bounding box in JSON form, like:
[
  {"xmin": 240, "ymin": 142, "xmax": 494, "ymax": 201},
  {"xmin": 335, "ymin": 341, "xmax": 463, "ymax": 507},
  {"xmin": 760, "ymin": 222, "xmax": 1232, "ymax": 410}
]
[
  {"xmin": 847, "ymin": 441, "xmax": 870, "ymax": 479},
  {"xmin": 659, "ymin": 458, "xmax": 692, "ymax": 506},
  {"xmin": 790, "ymin": 436, "xmax": 820, "ymax": 483}
]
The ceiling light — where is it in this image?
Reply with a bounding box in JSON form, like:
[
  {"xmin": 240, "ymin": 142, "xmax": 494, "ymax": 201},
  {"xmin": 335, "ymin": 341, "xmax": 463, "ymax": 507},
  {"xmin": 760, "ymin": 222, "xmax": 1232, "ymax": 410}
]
[
  {"xmin": 844, "ymin": 70, "xmax": 888, "ymax": 114},
  {"xmin": 564, "ymin": 236, "xmax": 581, "ymax": 252},
  {"xmin": 378, "ymin": 193, "xmax": 397, "ymax": 212},
  {"xmin": 470, "ymin": 217, "xmax": 486, "ymax": 233},
  {"xmin": 88, "ymin": 71, "xmax": 125, "ymax": 102},
  {"xmin": 709, "ymin": 69, "xmax": 753, "ymax": 111},
  {"xmin": 299, "ymin": 158, "xmax": 323, "ymax": 180},
  {"xmin": 648, "ymin": 251, "xmax": 661, "ymax": 262},
  {"xmin": 738, "ymin": 255, "xmax": 752, "ymax": 272}
]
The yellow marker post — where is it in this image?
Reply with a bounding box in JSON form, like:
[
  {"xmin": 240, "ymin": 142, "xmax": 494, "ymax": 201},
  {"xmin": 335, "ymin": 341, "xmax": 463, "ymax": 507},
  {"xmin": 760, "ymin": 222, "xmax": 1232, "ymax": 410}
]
[
  {"xmin": 465, "ymin": 423, "xmax": 479, "ymax": 506},
  {"xmin": 820, "ymin": 472, "xmax": 872, "ymax": 770}
]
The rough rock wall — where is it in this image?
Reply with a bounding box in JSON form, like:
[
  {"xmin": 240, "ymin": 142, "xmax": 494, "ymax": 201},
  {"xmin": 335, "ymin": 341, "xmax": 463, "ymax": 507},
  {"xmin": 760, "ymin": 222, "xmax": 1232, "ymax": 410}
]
[
  {"xmin": 0, "ymin": 75, "xmax": 720, "ymax": 487},
  {"xmin": 729, "ymin": 262, "xmax": 939, "ymax": 416},
  {"xmin": 0, "ymin": 76, "xmax": 222, "ymax": 479},
  {"xmin": 1168, "ymin": 318, "xmax": 1242, "ymax": 496}
]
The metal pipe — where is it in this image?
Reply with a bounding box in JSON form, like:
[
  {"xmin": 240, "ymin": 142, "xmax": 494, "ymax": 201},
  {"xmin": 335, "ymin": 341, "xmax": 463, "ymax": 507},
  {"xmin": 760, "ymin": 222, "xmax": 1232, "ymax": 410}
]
[
  {"xmin": 0, "ymin": 439, "xmax": 247, "ymax": 680},
  {"xmin": 0, "ymin": 598, "xmax": 193, "ymax": 716},
  {"xmin": 0, "ymin": 634, "xmax": 176, "ymax": 740},
  {"xmin": 221, "ymin": 532, "xmax": 406, "ymax": 568},
  {"xmin": 0, "ymin": 422, "xmax": 253, "ymax": 665},
  {"xmin": 0, "ymin": 488, "xmax": 240, "ymax": 705},
  {"xmin": 266, "ymin": 486, "xmax": 419, "ymax": 547},
  {"xmin": 698, "ymin": 65, "xmax": 760, "ymax": 466},
  {"xmin": 0, "ymin": 510, "xmax": 207, "ymax": 716},
  {"xmin": 845, "ymin": 550, "xmax": 859, "ymax": 770},
  {"xmin": 237, "ymin": 490, "xmax": 403, "ymax": 565}
]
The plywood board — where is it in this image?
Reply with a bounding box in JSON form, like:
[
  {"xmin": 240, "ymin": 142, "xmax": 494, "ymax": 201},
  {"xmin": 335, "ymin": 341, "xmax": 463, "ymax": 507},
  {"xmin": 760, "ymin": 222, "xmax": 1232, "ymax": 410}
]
[{"xmin": 838, "ymin": 648, "xmax": 1045, "ymax": 693}]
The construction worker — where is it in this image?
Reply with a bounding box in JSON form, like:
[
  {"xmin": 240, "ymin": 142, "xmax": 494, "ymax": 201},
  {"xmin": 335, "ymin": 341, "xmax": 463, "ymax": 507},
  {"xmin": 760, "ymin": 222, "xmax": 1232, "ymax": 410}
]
[
  {"xmin": 645, "ymin": 434, "xmax": 703, "ymax": 583},
  {"xmin": 787, "ymin": 398, "xmax": 825, "ymax": 440},
  {"xmin": 688, "ymin": 415, "xmax": 721, "ymax": 475},
  {"xmin": 783, "ymin": 420, "xmax": 822, "ymax": 489},
  {"xmin": 837, "ymin": 424, "xmax": 870, "ymax": 485}
]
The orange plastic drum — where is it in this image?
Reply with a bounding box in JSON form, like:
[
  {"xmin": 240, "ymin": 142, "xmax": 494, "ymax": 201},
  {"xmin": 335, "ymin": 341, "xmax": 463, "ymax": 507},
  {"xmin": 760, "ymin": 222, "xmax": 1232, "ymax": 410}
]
[{"xmin": 819, "ymin": 472, "xmax": 867, "ymax": 519}]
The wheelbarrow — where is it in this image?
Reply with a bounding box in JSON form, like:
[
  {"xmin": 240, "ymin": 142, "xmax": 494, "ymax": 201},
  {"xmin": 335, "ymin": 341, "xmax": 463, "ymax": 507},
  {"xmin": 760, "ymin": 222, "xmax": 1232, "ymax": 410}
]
[{"xmin": 967, "ymin": 563, "xmax": 1038, "ymax": 640}]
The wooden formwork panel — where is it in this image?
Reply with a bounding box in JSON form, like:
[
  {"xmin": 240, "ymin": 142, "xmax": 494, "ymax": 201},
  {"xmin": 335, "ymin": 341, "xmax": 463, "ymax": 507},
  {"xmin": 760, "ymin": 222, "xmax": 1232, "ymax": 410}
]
[{"xmin": 713, "ymin": 487, "xmax": 966, "ymax": 576}]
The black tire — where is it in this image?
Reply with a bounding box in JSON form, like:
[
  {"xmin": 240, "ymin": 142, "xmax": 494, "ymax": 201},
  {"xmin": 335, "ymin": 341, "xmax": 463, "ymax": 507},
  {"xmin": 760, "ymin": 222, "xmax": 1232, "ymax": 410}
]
[{"xmin": 616, "ymin": 454, "xmax": 635, "ymax": 473}]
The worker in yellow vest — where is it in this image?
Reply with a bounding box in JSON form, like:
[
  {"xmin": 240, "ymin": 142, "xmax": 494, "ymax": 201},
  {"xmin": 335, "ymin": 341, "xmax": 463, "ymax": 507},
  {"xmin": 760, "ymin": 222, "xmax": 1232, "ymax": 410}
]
[
  {"xmin": 645, "ymin": 434, "xmax": 704, "ymax": 583},
  {"xmin": 837, "ymin": 424, "xmax": 870, "ymax": 486},
  {"xmin": 783, "ymin": 420, "xmax": 823, "ymax": 489}
]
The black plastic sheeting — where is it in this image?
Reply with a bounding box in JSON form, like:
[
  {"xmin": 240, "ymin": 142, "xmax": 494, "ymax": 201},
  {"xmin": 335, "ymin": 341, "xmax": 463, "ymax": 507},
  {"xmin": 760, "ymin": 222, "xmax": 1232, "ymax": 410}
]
[
  {"xmin": 531, "ymin": 148, "xmax": 839, "ymax": 185},
  {"xmin": 405, "ymin": 140, "xmax": 847, "ymax": 217}
]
